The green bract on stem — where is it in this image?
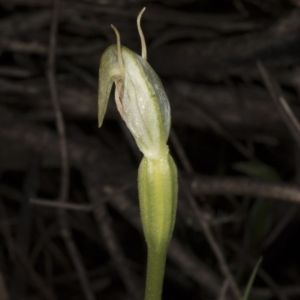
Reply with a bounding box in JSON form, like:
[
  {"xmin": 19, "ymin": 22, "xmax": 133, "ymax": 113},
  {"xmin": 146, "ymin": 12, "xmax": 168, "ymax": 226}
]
[
  {"xmin": 139, "ymin": 155, "xmax": 177, "ymax": 300},
  {"xmin": 98, "ymin": 8, "xmax": 178, "ymax": 300}
]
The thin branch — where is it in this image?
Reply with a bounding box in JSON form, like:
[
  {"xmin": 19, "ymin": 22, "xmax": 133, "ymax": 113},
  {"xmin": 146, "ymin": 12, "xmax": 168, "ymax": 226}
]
[
  {"xmin": 170, "ymin": 129, "xmax": 242, "ymax": 300},
  {"xmin": 30, "ymin": 198, "xmax": 92, "ymax": 212},
  {"xmin": 0, "ymin": 272, "xmax": 9, "ymax": 300},
  {"xmin": 14, "ymin": 246, "xmax": 57, "ymax": 300},
  {"xmin": 170, "ymin": 129, "xmax": 194, "ymax": 173},
  {"xmin": 12, "ymin": 154, "xmax": 40, "ymax": 300},
  {"xmin": 31, "ymin": 216, "xmax": 73, "ymax": 275},
  {"xmin": 181, "ymin": 178, "xmax": 242, "ymax": 300},
  {"xmin": 47, "ymin": 0, "xmax": 67, "ymax": 209},
  {"xmin": 185, "ymin": 102, "xmax": 257, "ymax": 161},
  {"xmin": 190, "ymin": 175, "xmax": 300, "ymax": 203},
  {"xmin": 217, "ymin": 280, "xmax": 229, "ymax": 300},
  {"xmin": 0, "ymin": 198, "xmax": 15, "ymax": 261},
  {"xmin": 251, "ymin": 286, "xmax": 300, "ymax": 298},
  {"xmin": 46, "ymin": 1, "xmax": 95, "ymax": 300},
  {"xmin": 257, "ymin": 60, "xmax": 300, "ymax": 149},
  {"xmin": 262, "ymin": 206, "xmax": 296, "ymax": 249},
  {"xmin": 83, "ymin": 172, "xmax": 143, "ymax": 300}
]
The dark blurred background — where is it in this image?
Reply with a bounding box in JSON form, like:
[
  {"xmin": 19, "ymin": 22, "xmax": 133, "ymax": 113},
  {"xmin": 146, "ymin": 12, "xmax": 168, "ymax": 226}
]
[{"xmin": 1, "ymin": 0, "xmax": 300, "ymax": 299}]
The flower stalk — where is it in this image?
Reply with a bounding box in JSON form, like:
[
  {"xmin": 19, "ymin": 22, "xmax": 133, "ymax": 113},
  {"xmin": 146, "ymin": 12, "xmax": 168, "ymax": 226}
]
[{"xmin": 98, "ymin": 8, "xmax": 178, "ymax": 300}]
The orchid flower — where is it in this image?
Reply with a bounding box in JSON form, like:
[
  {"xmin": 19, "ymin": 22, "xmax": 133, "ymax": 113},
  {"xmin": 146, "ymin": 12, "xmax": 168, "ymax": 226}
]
[{"xmin": 98, "ymin": 8, "xmax": 178, "ymax": 300}]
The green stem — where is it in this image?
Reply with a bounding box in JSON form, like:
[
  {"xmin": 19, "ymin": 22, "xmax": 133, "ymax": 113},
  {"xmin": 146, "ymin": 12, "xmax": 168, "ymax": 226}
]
[{"xmin": 144, "ymin": 247, "xmax": 167, "ymax": 300}]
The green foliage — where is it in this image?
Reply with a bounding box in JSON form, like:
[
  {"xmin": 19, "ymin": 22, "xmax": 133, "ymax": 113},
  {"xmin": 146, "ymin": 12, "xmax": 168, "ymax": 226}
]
[
  {"xmin": 232, "ymin": 161, "xmax": 280, "ymax": 180},
  {"xmin": 233, "ymin": 161, "xmax": 280, "ymax": 244},
  {"xmin": 249, "ymin": 199, "xmax": 273, "ymax": 243},
  {"xmin": 243, "ymin": 257, "xmax": 263, "ymax": 300}
]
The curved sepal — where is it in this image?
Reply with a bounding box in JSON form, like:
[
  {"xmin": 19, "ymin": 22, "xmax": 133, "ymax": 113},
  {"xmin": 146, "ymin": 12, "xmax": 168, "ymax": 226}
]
[{"xmin": 98, "ymin": 45, "xmax": 120, "ymax": 127}]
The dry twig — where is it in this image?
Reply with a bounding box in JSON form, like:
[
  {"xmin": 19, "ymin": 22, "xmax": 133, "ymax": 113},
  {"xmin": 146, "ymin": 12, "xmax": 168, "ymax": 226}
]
[
  {"xmin": 170, "ymin": 129, "xmax": 242, "ymax": 300},
  {"xmin": 14, "ymin": 246, "xmax": 57, "ymax": 300},
  {"xmin": 83, "ymin": 170, "xmax": 142, "ymax": 300},
  {"xmin": 257, "ymin": 61, "xmax": 300, "ymax": 149},
  {"xmin": 46, "ymin": 1, "xmax": 95, "ymax": 299},
  {"xmin": 191, "ymin": 176, "xmax": 300, "ymax": 203}
]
